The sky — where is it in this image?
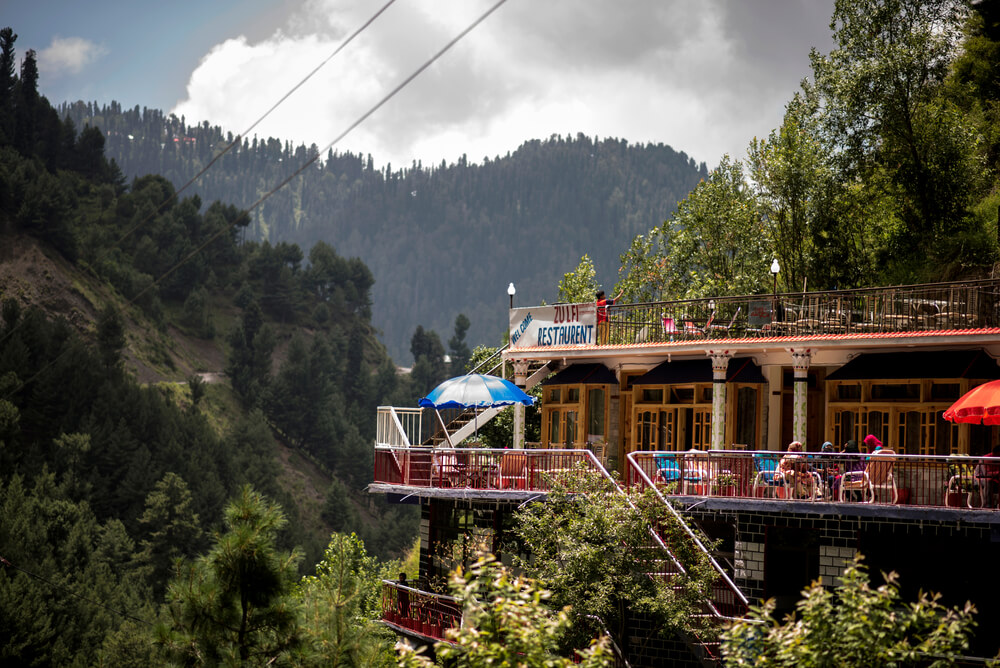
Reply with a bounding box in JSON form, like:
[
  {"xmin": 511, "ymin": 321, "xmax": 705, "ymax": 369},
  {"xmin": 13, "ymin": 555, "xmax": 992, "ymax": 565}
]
[{"xmin": 6, "ymin": 0, "xmax": 837, "ymax": 170}]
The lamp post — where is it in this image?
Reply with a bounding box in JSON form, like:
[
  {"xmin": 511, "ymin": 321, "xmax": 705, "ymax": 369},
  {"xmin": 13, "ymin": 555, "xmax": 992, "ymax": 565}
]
[
  {"xmin": 770, "ymin": 259, "xmax": 780, "ymax": 298},
  {"xmin": 770, "ymin": 258, "xmax": 780, "ymax": 319},
  {"xmin": 507, "ymin": 282, "xmax": 516, "ymax": 310}
]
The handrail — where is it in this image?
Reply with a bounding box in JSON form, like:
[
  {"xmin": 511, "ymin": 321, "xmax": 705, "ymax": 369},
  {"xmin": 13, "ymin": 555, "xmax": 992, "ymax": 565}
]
[
  {"xmin": 467, "ymin": 343, "xmax": 509, "ymax": 377},
  {"xmin": 626, "ymin": 451, "xmax": 750, "ymax": 609}
]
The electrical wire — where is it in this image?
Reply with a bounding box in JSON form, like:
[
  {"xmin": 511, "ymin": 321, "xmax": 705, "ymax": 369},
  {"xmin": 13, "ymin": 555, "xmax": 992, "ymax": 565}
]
[
  {"xmin": 1, "ymin": 0, "xmax": 511, "ymax": 402},
  {"xmin": 0, "ymin": 0, "xmax": 397, "ymax": 351},
  {"xmin": 0, "ymin": 554, "xmax": 150, "ymax": 625}
]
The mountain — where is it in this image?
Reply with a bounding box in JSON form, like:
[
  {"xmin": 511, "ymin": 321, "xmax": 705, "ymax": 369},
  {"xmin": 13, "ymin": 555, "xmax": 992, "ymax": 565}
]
[{"xmin": 59, "ymin": 101, "xmax": 708, "ymax": 362}]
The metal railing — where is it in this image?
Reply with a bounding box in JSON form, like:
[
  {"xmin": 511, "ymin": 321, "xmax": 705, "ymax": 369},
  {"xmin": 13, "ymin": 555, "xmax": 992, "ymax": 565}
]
[
  {"xmin": 602, "ymin": 278, "xmax": 1000, "ymax": 344},
  {"xmin": 628, "ymin": 450, "xmax": 1000, "ymax": 510},
  {"xmin": 373, "ymin": 445, "xmax": 601, "ymax": 490},
  {"xmin": 376, "ymin": 406, "xmax": 422, "ymax": 448},
  {"xmin": 381, "ymin": 580, "xmax": 462, "ymax": 642}
]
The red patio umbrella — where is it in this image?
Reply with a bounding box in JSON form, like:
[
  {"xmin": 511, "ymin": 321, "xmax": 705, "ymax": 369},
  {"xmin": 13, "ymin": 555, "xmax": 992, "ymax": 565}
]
[{"xmin": 943, "ymin": 379, "xmax": 1000, "ymax": 426}]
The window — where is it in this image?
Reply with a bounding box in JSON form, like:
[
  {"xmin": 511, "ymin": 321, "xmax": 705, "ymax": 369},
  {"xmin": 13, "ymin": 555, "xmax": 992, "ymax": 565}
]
[
  {"xmin": 548, "ymin": 388, "xmax": 561, "ymax": 403},
  {"xmin": 871, "ymin": 383, "xmax": 919, "ymax": 401},
  {"xmin": 565, "ymin": 410, "xmax": 578, "ymax": 446},
  {"xmin": 549, "ymin": 410, "xmax": 560, "ymax": 443},
  {"xmin": 641, "ymin": 388, "xmax": 664, "ymax": 403},
  {"xmin": 587, "ymin": 387, "xmax": 606, "ymax": 440},
  {"xmin": 835, "ymin": 383, "xmax": 861, "ymax": 401}
]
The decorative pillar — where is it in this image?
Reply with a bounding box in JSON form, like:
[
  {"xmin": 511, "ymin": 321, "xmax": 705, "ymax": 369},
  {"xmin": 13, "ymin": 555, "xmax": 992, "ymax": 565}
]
[
  {"xmin": 709, "ymin": 351, "xmax": 731, "ymax": 450},
  {"xmin": 513, "ymin": 359, "xmax": 529, "ymax": 449},
  {"xmin": 790, "ymin": 349, "xmax": 812, "ymax": 445}
]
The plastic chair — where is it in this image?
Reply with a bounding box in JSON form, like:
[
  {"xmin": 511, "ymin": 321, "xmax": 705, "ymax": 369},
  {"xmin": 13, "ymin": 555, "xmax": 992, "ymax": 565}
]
[
  {"xmin": 654, "ymin": 455, "xmax": 702, "ymax": 491},
  {"xmin": 662, "ymin": 317, "xmax": 677, "ymax": 341},
  {"xmin": 707, "ymin": 307, "xmax": 741, "ymax": 337},
  {"xmin": 498, "ymin": 453, "xmax": 528, "ymax": 489},
  {"xmin": 751, "ymin": 452, "xmax": 782, "ymax": 498},
  {"xmin": 868, "ymin": 449, "xmax": 898, "ymax": 504}
]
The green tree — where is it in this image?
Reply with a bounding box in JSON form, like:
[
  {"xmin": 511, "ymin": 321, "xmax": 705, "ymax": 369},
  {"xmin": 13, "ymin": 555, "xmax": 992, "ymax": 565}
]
[
  {"xmin": 512, "ymin": 468, "xmax": 719, "ymax": 653},
  {"xmin": 297, "ymin": 532, "xmax": 396, "ymax": 667},
  {"xmin": 398, "ymin": 557, "xmax": 612, "ymax": 668},
  {"xmin": 135, "ymin": 472, "xmax": 206, "ymax": 597},
  {"xmin": 722, "ymin": 556, "xmax": 977, "ymax": 667},
  {"xmin": 557, "ymin": 254, "xmax": 600, "ymax": 303},
  {"xmin": 158, "ymin": 486, "xmax": 302, "ymax": 665},
  {"xmin": 447, "ymin": 314, "xmax": 471, "ymax": 375},
  {"xmin": 809, "ymin": 0, "xmax": 990, "ymax": 279}
]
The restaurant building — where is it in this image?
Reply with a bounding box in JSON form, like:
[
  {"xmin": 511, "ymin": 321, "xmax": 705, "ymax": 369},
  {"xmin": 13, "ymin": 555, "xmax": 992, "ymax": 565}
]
[{"xmin": 372, "ymin": 278, "xmax": 1000, "ymax": 666}]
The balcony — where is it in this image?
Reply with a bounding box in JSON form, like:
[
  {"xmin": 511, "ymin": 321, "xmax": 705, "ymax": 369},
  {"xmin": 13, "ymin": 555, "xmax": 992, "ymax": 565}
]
[
  {"xmin": 600, "ymin": 278, "xmax": 1000, "ymax": 345},
  {"xmin": 373, "ymin": 444, "xmax": 1000, "ymax": 514},
  {"xmin": 381, "ymin": 580, "xmax": 461, "ymax": 642},
  {"xmin": 373, "ymin": 444, "xmax": 602, "ymax": 493},
  {"xmin": 626, "ymin": 450, "xmax": 1000, "ymax": 512}
]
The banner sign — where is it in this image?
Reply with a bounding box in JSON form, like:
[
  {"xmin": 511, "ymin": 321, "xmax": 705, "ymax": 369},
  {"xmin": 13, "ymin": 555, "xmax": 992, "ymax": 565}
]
[
  {"xmin": 748, "ymin": 300, "xmax": 773, "ymax": 329},
  {"xmin": 509, "ymin": 303, "xmax": 596, "ymax": 349}
]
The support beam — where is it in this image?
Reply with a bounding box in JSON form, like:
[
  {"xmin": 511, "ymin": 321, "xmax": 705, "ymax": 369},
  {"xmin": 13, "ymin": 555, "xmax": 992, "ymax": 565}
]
[
  {"xmin": 790, "ymin": 348, "xmax": 812, "ymax": 446},
  {"xmin": 513, "ymin": 359, "xmax": 530, "ymax": 449},
  {"xmin": 708, "ymin": 350, "xmax": 731, "ymax": 450}
]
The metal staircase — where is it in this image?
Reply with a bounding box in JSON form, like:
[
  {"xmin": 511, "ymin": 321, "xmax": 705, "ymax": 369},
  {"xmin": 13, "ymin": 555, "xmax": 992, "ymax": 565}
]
[{"xmin": 421, "ymin": 345, "xmax": 554, "ymax": 446}]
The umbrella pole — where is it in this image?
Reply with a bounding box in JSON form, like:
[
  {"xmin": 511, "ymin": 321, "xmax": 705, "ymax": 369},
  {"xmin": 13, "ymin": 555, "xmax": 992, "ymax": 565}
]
[{"xmin": 435, "ymin": 410, "xmax": 455, "ymax": 447}]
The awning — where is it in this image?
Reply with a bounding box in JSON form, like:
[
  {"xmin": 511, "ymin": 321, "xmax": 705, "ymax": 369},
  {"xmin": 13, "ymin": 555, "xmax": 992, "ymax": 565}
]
[
  {"xmin": 826, "ymin": 350, "xmax": 1000, "ymax": 381},
  {"xmin": 540, "ymin": 363, "xmax": 618, "ymax": 386},
  {"xmin": 631, "ymin": 357, "xmax": 767, "ymax": 385}
]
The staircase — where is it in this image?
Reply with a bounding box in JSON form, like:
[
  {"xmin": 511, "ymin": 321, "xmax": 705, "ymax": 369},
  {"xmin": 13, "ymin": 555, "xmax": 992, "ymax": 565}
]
[
  {"xmin": 421, "ymin": 346, "xmax": 554, "ymax": 446},
  {"xmin": 621, "ymin": 452, "xmax": 751, "ymax": 666}
]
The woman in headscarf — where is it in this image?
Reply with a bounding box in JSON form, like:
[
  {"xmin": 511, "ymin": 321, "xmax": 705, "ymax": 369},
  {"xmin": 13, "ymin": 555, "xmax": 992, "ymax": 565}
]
[{"xmin": 832, "ymin": 439, "xmax": 863, "ymax": 498}]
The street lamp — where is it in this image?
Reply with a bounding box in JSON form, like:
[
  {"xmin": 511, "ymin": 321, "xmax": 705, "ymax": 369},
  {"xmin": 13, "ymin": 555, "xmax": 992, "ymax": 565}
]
[
  {"xmin": 770, "ymin": 258, "xmax": 780, "ymax": 319},
  {"xmin": 507, "ymin": 282, "xmax": 516, "ymax": 310}
]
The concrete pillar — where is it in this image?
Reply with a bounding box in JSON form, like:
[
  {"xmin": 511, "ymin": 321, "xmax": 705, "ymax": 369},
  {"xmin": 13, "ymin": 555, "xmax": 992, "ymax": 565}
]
[
  {"xmin": 709, "ymin": 351, "xmax": 731, "ymax": 450},
  {"xmin": 791, "ymin": 349, "xmax": 812, "ymax": 445},
  {"xmin": 513, "ymin": 359, "xmax": 529, "ymax": 449}
]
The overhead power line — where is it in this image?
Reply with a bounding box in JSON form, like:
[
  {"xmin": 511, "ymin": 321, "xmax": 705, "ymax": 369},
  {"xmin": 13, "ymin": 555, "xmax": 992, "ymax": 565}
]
[{"xmin": 1, "ymin": 0, "xmax": 511, "ymax": 401}]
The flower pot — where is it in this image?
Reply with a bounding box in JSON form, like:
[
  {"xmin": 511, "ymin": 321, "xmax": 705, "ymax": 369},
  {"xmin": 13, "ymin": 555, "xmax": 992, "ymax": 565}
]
[
  {"xmin": 714, "ymin": 486, "xmax": 737, "ymax": 497},
  {"xmin": 694, "ymin": 483, "xmax": 710, "ymax": 495}
]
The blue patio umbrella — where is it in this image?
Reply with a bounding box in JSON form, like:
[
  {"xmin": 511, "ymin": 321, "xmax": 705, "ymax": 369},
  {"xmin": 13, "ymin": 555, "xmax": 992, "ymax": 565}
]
[{"xmin": 418, "ymin": 374, "xmax": 536, "ymax": 409}]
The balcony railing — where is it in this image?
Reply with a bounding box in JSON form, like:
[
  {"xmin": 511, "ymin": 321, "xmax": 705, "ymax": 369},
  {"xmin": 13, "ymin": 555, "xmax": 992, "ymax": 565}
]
[
  {"xmin": 381, "ymin": 580, "xmax": 462, "ymax": 642},
  {"xmin": 603, "ymin": 278, "xmax": 1000, "ymax": 344},
  {"xmin": 374, "ymin": 446, "xmax": 602, "ymax": 491},
  {"xmin": 627, "ymin": 450, "xmax": 1000, "ymax": 510}
]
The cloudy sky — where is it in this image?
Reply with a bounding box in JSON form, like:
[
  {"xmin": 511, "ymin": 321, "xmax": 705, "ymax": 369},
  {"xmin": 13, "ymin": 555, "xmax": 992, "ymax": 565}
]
[{"xmin": 8, "ymin": 0, "xmax": 836, "ymax": 170}]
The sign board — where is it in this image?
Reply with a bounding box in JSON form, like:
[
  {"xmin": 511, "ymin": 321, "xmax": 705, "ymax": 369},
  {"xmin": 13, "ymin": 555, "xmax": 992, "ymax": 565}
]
[
  {"xmin": 509, "ymin": 303, "xmax": 596, "ymax": 349},
  {"xmin": 748, "ymin": 300, "xmax": 773, "ymax": 329}
]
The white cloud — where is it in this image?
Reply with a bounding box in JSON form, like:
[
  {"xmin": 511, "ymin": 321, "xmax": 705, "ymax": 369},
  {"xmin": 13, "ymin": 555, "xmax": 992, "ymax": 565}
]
[
  {"xmin": 38, "ymin": 36, "xmax": 108, "ymax": 77},
  {"xmin": 172, "ymin": 0, "xmax": 836, "ymax": 170}
]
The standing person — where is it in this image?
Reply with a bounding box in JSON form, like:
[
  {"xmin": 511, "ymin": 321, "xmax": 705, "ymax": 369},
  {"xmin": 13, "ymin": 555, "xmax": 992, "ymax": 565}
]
[
  {"xmin": 596, "ymin": 288, "xmax": 624, "ymax": 344},
  {"xmin": 397, "ymin": 572, "xmax": 411, "ymax": 619}
]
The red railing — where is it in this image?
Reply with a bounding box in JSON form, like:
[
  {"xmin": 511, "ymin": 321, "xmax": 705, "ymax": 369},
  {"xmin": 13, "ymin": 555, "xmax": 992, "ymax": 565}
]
[
  {"xmin": 627, "ymin": 450, "xmax": 1000, "ymax": 509},
  {"xmin": 373, "ymin": 446, "xmax": 602, "ymax": 491},
  {"xmin": 381, "ymin": 581, "xmax": 462, "ymax": 642}
]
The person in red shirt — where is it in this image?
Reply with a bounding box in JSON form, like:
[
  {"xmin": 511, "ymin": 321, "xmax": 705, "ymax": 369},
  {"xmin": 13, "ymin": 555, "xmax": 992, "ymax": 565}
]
[{"xmin": 596, "ymin": 288, "xmax": 624, "ymax": 344}]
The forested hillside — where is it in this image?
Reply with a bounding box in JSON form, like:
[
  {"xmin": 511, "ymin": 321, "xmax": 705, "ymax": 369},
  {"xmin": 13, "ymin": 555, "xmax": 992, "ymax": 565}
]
[
  {"xmin": 0, "ymin": 27, "xmax": 419, "ymax": 663},
  {"xmin": 56, "ymin": 101, "xmax": 708, "ymax": 362}
]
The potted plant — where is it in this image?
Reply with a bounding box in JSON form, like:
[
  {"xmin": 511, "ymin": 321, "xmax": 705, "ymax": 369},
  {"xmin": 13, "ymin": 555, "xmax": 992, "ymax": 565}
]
[{"xmin": 712, "ymin": 472, "xmax": 738, "ymax": 496}]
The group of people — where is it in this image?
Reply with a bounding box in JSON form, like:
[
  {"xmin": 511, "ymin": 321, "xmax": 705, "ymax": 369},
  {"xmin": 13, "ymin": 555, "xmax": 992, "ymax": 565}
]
[{"xmin": 774, "ymin": 435, "xmax": 886, "ymax": 500}]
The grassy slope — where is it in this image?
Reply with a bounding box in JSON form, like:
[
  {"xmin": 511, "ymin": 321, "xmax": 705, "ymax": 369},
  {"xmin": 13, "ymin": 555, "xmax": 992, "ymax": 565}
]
[{"xmin": 0, "ymin": 232, "xmax": 340, "ymax": 542}]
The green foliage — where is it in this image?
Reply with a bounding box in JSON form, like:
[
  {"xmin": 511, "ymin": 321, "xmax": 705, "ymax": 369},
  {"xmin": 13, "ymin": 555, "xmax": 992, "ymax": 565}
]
[
  {"xmin": 512, "ymin": 468, "xmax": 719, "ymax": 649},
  {"xmin": 158, "ymin": 486, "xmax": 303, "ymax": 665},
  {"xmin": 558, "ymin": 254, "xmax": 600, "ymax": 304},
  {"xmin": 297, "ymin": 533, "xmax": 397, "ymax": 667},
  {"xmin": 398, "ymin": 557, "xmax": 612, "ymax": 668},
  {"xmin": 722, "ymin": 556, "xmax": 977, "ymax": 667},
  {"xmin": 447, "ymin": 313, "xmax": 471, "ymax": 375}
]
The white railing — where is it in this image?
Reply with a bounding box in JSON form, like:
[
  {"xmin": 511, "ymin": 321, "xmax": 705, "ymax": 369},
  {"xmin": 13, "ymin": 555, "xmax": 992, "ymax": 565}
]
[{"xmin": 377, "ymin": 406, "xmax": 423, "ymax": 447}]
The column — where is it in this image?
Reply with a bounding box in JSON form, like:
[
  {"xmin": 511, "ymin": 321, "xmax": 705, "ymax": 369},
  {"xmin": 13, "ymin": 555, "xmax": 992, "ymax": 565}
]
[
  {"xmin": 513, "ymin": 359, "xmax": 529, "ymax": 449},
  {"xmin": 709, "ymin": 351, "xmax": 731, "ymax": 450},
  {"xmin": 790, "ymin": 348, "xmax": 811, "ymax": 445}
]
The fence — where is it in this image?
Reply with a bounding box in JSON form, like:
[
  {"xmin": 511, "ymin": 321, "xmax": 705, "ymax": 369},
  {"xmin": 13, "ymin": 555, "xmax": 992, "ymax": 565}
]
[
  {"xmin": 605, "ymin": 278, "xmax": 1000, "ymax": 344},
  {"xmin": 627, "ymin": 449, "xmax": 1000, "ymax": 509}
]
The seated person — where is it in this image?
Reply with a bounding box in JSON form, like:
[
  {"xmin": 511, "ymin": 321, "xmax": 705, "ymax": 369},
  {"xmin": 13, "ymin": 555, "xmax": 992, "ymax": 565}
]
[
  {"xmin": 777, "ymin": 441, "xmax": 815, "ymax": 498},
  {"xmin": 832, "ymin": 439, "xmax": 863, "ymax": 498}
]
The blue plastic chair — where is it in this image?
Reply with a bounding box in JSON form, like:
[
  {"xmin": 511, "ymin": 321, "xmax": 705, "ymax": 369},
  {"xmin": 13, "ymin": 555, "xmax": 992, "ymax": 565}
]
[{"xmin": 752, "ymin": 452, "xmax": 783, "ymax": 497}]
